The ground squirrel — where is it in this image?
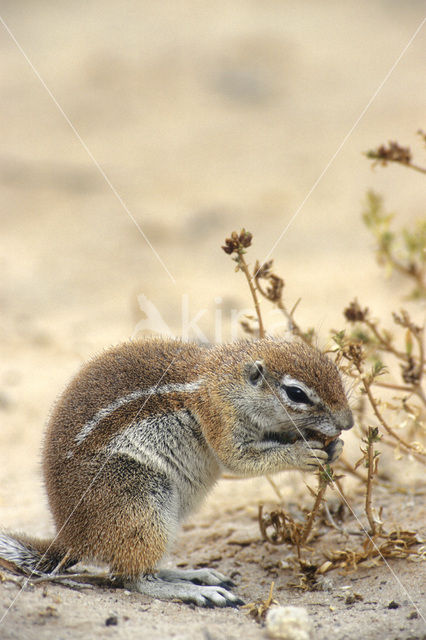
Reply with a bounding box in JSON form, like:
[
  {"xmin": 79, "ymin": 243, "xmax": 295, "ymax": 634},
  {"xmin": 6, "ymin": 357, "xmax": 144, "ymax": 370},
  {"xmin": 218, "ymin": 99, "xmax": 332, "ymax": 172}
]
[{"xmin": 0, "ymin": 337, "xmax": 353, "ymax": 607}]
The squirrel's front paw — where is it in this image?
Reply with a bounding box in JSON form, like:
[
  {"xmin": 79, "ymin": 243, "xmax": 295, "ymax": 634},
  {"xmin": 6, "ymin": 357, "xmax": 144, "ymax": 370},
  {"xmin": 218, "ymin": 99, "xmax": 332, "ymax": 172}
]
[
  {"xmin": 292, "ymin": 440, "xmax": 329, "ymax": 471},
  {"xmin": 325, "ymin": 438, "xmax": 343, "ymax": 463}
]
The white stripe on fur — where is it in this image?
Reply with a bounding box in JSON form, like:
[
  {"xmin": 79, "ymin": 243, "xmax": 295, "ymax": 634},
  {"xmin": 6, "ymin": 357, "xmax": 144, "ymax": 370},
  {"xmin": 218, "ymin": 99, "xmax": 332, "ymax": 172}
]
[{"xmin": 75, "ymin": 380, "xmax": 203, "ymax": 445}]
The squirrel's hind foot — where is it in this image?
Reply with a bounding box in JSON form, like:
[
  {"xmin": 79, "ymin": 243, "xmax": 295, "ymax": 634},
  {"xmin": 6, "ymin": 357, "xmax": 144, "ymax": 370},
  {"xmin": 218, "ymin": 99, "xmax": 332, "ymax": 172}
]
[
  {"xmin": 126, "ymin": 571, "xmax": 244, "ymax": 607},
  {"xmin": 157, "ymin": 567, "xmax": 235, "ymax": 588}
]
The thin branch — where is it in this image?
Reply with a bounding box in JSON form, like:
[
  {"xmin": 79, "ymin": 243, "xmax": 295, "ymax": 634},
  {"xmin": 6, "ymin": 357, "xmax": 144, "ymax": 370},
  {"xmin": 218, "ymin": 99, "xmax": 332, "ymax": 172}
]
[
  {"xmin": 337, "ymin": 456, "xmax": 367, "ymax": 482},
  {"xmin": 372, "ymin": 381, "xmax": 414, "ymax": 393},
  {"xmin": 323, "ymin": 502, "xmax": 363, "ymax": 537},
  {"xmin": 361, "ymin": 375, "xmax": 426, "ymax": 459},
  {"xmin": 365, "ymin": 429, "xmax": 378, "ymax": 536},
  {"xmin": 364, "ymin": 318, "xmax": 407, "ymax": 361},
  {"xmin": 405, "ymin": 162, "xmax": 426, "ymax": 175},
  {"xmin": 238, "ymin": 253, "xmax": 265, "ymax": 339},
  {"xmin": 265, "ymin": 475, "xmax": 284, "ymax": 502},
  {"xmin": 300, "ymin": 474, "xmax": 329, "ymax": 545}
]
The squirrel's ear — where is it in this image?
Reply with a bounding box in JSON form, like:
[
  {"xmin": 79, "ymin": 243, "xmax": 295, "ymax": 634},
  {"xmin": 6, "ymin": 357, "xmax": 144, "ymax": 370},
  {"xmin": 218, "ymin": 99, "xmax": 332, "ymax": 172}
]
[{"xmin": 245, "ymin": 360, "xmax": 265, "ymax": 386}]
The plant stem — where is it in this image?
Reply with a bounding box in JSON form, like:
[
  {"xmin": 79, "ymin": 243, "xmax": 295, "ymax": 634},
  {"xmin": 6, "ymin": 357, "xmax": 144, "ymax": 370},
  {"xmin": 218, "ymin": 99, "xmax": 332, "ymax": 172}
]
[
  {"xmin": 372, "ymin": 381, "xmax": 414, "ymax": 393},
  {"xmin": 361, "ymin": 376, "xmax": 426, "ymax": 460},
  {"xmin": 338, "ymin": 456, "xmax": 367, "ymax": 482},
  {"xmin": 300, "ymin": 477, "xmax": 327, "ymax": 545},
  {"xmin": 265, "ymin": 475, "xmax": 284, "ymax": 502},
  {"xmin": 255, "ymin": 272, "xmax": 306, "ymax": 340},
  {"xmin": 413, "ymin": 326, "xmax": 425, "ymax": 403},
  {"xmin": 238, "ymin": 251, "xmax": 265, "ymax": 339},
  {"xmin": 365, "ymin": 319, "xmax": 407, "ymax": 361},
  {"xmin": 365, "ymin": 429, "xmax": 377, "ymax": 536},
  {"xmin": 404, "ymin": 162, "xmax": 426, "ymax": 175}
]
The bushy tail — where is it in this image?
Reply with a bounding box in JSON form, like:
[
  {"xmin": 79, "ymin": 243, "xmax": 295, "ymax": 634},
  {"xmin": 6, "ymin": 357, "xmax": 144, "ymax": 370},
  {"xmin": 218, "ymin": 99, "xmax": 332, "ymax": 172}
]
[{"xmin": 0, "ymin": 531, "xmax": 75, "ymax": 575}]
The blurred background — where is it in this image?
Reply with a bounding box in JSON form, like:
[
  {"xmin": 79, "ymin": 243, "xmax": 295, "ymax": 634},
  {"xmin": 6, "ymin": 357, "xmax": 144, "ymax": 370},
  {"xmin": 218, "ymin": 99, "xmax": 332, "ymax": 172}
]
[{"xmin": 0, "ymin": 1, "xmax": 425, "ymax": 530}]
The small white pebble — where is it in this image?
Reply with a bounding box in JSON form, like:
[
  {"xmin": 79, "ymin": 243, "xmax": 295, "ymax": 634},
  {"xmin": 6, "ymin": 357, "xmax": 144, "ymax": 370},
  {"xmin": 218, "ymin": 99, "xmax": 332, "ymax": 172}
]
[{"xmin": 265, "ymin": 606, "xmax": 312, "ymax": 640}]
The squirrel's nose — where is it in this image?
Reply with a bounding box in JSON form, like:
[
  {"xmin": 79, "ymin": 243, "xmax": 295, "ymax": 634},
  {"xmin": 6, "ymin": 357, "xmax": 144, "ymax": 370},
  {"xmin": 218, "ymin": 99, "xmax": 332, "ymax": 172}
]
[{"xmin": 334, "ymin": 408, "xmax": 354, "ymax": 431}]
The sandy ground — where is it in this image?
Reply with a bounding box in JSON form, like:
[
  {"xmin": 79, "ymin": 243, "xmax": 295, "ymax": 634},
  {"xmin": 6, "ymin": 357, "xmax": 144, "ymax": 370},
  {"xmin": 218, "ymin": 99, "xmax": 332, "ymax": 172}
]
[{"xmin": 0, "ymin": 1, "xmax": 425, "ymax": 638}]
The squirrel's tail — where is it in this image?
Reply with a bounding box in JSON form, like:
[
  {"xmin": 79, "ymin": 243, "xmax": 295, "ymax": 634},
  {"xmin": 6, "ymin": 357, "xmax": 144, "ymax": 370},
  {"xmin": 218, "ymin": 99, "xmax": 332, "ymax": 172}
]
[{"xmin": 0, "ymin": 531, "xmax": 76, "ymax": 575}]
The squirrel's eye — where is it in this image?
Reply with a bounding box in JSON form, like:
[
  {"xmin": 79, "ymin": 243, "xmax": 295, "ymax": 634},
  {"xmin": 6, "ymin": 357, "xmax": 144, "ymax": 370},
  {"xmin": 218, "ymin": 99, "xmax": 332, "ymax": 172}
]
[{"xmin": 282, "ymin": 385, "xmax": 313, "ymax": 405}]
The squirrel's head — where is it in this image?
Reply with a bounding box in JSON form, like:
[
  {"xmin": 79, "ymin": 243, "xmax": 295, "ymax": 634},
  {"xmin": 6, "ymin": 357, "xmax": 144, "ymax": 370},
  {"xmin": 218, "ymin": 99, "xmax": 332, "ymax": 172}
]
[{"xmin": 221, "ymin": 338, "xmax": 353, "ymax": 445}]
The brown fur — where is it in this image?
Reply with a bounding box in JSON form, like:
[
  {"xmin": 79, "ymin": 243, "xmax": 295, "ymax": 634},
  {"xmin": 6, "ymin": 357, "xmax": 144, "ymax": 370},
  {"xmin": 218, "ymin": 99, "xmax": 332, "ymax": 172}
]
[
  {"xmin": 190, "ymin": 338, "xmax": 350, "ymax": 457},
  {"xmin": 4, "ymin": 337, "xmax": 352, "ymax": 581}
]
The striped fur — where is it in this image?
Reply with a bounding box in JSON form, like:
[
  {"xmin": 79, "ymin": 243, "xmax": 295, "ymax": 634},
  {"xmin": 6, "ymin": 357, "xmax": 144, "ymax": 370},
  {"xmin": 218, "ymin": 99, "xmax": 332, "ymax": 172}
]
[{"xmin": 75, "ymin": 380, "xmax": 203, "ymax": 446}]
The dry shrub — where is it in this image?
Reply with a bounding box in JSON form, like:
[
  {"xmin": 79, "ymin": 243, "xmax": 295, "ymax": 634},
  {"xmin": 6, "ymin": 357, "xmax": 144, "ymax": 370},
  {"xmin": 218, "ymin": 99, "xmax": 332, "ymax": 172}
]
[{"xmin": 221, "ymin": 131, "xmax": 425, "ymax": 587}]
